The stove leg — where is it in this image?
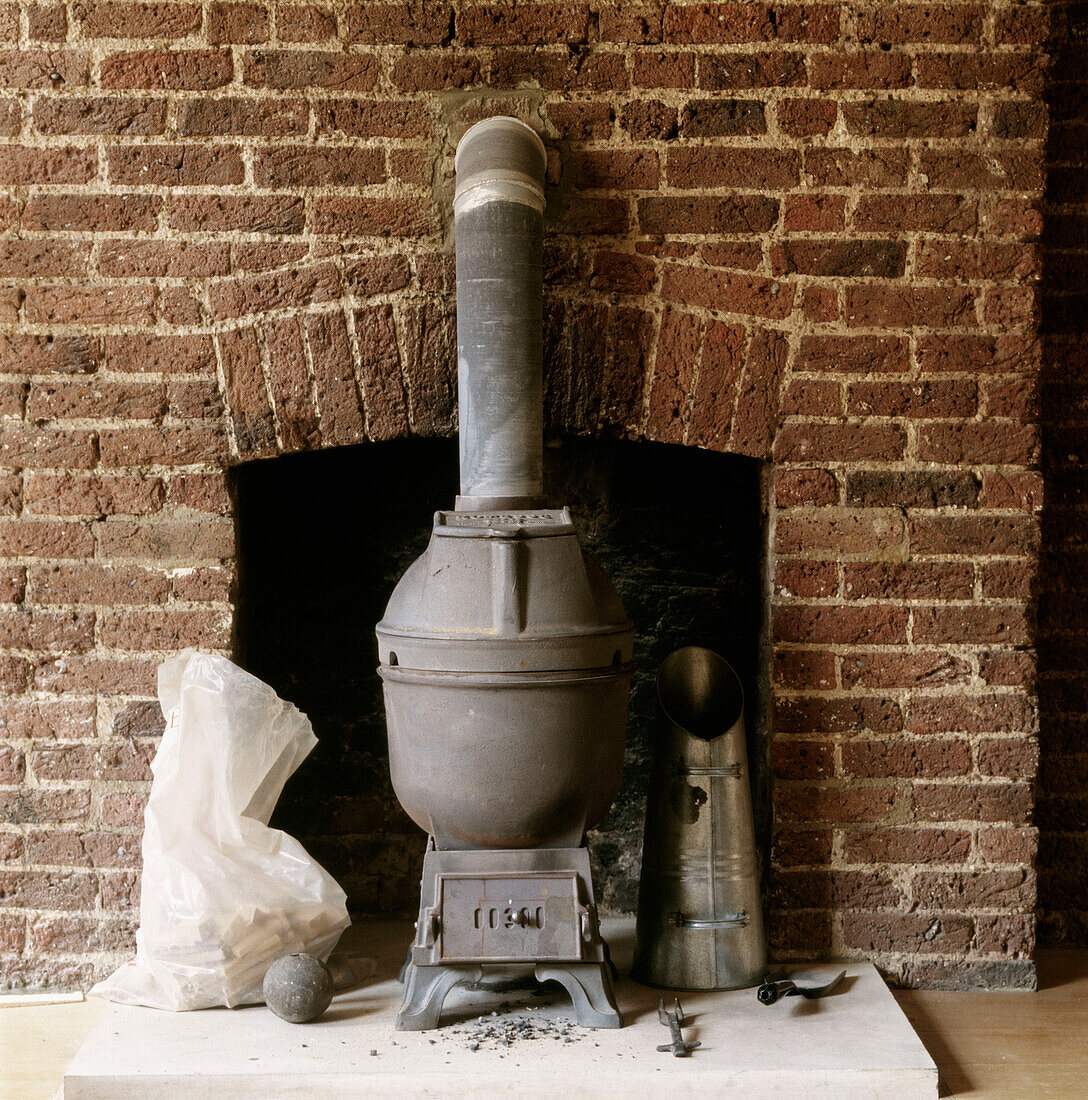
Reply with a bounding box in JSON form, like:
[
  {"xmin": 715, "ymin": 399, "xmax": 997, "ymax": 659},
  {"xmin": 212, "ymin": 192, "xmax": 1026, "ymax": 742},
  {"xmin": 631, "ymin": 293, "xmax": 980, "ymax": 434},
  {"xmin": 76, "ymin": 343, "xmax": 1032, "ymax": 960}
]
[
  {"xmin": 396, "ymin": 964, "xmax": 475, "ymax": 1031},
  {"xmin": 535, "ymin": 963, "xmax": 623, "ymax": 1029}
]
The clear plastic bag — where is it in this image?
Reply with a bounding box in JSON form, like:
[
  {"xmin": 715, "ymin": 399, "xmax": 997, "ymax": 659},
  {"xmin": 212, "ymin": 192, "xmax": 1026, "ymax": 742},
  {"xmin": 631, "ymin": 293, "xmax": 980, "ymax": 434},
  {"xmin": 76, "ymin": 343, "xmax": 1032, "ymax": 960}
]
[{"xmin": 91, "ymin": 649, "xmax": 350, "ymax": 1010}]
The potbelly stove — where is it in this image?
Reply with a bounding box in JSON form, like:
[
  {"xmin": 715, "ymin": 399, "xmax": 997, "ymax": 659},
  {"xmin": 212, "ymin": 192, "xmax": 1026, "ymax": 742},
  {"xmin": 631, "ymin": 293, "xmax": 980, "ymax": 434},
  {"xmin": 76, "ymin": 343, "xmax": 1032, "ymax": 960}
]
[{"xmin": 376, "ymin": 117, "xmax": 634, "ymax": 1031}]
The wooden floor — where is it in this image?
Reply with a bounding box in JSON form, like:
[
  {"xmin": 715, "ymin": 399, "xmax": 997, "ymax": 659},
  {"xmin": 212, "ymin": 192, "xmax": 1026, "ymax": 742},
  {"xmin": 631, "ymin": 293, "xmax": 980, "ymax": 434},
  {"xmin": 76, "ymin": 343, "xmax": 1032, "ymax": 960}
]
[{"xmin": 3, "ymin": 950, "xmax": 1086, "ymax": 1099}]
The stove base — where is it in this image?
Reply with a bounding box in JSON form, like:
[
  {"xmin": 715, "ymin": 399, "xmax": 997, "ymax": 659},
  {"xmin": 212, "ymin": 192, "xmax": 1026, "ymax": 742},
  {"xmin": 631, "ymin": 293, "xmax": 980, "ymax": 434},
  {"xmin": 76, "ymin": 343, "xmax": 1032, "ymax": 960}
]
[{"xmin": 396, "ymin": 841, "xmax": 622, "ymax": 1031}]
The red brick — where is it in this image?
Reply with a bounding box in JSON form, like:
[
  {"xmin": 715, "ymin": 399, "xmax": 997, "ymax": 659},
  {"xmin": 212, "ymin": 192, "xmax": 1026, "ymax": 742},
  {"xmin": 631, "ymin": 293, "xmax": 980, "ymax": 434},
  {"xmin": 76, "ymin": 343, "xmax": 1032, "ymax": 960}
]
[
  {"xmin": 773, "ymin": 650, "xmax": 836, "ymax": 689},
  {"xmin": 100, "ymin": 50, "xmax": 233, "ymax": 89},
  {"xmin": 846, "ymin": 286, "xmax": 977, "ymax": 329},
  {"xmin": 700, "ymin": 50, "xmax": 806, "ymax": 88},
  {"xmin": 207, "ymin": 1, "xmax": 269, "ymax": 42},
  {"xmin": 0, "ymin": 430, "xmax": 96, "ymax": 471},
  {"xmin": 33, "ymin": 95, "xmax": 167, "ymax": 135},
  {"xmin": 796, "ymin": 334, "xmax": 909, "ymax": 374},
  {"xmin": 914, "ymin": 782, "xmax": 1033, "ymax": 824},
  {"xmin": 355, "ymin": 304, "xmax": 408, "ymax": 441},
  {"xmin": 646, "ymin": 310, "xmax": 700, "ymax": 444},
  {"xmin": 28, "ymin": 4, "xmax": 68, "ymax": 40},
  {"xmin": 209, "ymin": 262, "xmax": 340, "ymax": 319},
  {"xmin": 809, "ymin": 52, "xmax": 911, "ymax": 89},
  {"xmin": 917, "ymin": 334, "xmax": 1040, "ymax": 375},
  {"xmin": 844, "ymin": 913, "xmax": 974, "ymax": 954},
  {"xmin": 663, "ymin": 3, "xmax": 839, "ymax": 44},
  {"xmin": 100, "ymin": 792, "xmax": 147, "ymax": 827},
  {"xmin": 775, "ymin": 240, "xmax": 905, "ymax": 278},
  {"xmin": 262, "ymin": 316, "xmax": 320, "ymax": 451},
  {"xmin": 776, "ymin": 96, "xmax": 837, "ymax": 136},
  {"xmin": 170, "ymin": 194, "xmax": 305, "ymax": 234},
  {"xmin": 856, "ymin": 4, "xmax": 985, "ymax": 44},
  {"xmin": 667, "ymin": 146, "xmax": 799, "ymax": 189},
  {"xmin": 99, "ymin": 426, "xmax": 227, "ymax": 467},
  {"xmin": 916, "ymin": 53, "xmax": 1045, "ymax": 95},
  {"xmin": 458, "ymin": 4, "xmax": 588, "ymax": 44},
  {"xmin": 104, "ymin": 334, "xmax": 214, "ymax": 375},
  {"xmin": 99, "ymin": 608, "xmax": 229, "ymax": 650},
  {"xmin": 976, "ymin": 915, "xmax": 1034, "ymax": 956},
  {"xmin": 490, "ymin": 48, "xmax": 629, "ymax": 91},
  {"xmin": 843, "ymin": 828, "xmax": 972, "ymax": 865},
  {"xmin": 909, "ymin": 695, "xmax": 1037, "ymax": 736},
  {"xmin": 0, "ymin": 50, "xmax": 89, "ymax": 89},
  {"xmin": 76, "ymin": 1, "xmax": 202, "ymax": 37},
  {"xmin": 773, "ymin": 739, "xmax": 833, "ymax": 779},
  {"xmin": 844, "ymin": 562, "xmax": 974, "ymax": 602},
  {"xmin": 108, "ymin": 144, "xmax": 243, "ymax": 186},
  {"xmin": 774, "ymin": 467, "xmax": 838, "ymax": 507},
  {"xmin": 177, "ymin": 97, "xmax": 308, "ymax": 137},
  {"xmin": 772, "ymin": 828, "xmax": 832, "ymax": 867},
  {"xmin": 344, "ymin": 3, "xmax": 449, "ymax": 44},
  {"xmin": 165, "ymin": 472, "xmax": 231, "ymax": 514},
  {"xmin": 774, "ymin": 605, "xmax": 909, "ymax": 645},
  {"xmin": 913, "ymin": 605, "xmax": 1032, "ymax": 646},
  {"xmin": 24, "ymin": 286, "xmax": 157, "ymax": 326},
  {"xmin": 390, "ymin": 51, "xmax": 481, "ymax": 90},
  {"xmin": 0, "ymin": 870, "xmax": 97, "ymax": 910},
  {"xmin": 662, "ymin": 265, "xmax": 794, "ymax": 320},
  {"xmin": 853, "ymin": 194, "xmax": 978, "ymax": 234},
  {"xmin": 773, "ymin": 423, "xmax": 906, "ymax": 463},
  {"xmin": 243, "ymin": 48, "xmax": 378, "ymax": 89},
  {"xmin": 776, "ymin": 695, "xmax": 903, "ymax": 735},
  {"xmin": 546, "ymin": 101, "xmax": 613, "ymax": 140},
  {"xmin": 254, "ymin": 146, "xmax": 385, "ymax": 188},
  {"xmin": 843, "ymin": 739, "xmax": 971, "ymax": 779},
  {"xmin": 979, "ymin": 826, "xmax": 1037, "ymax": 865},
  {"xmin": 806, "ymin": 147, "xmax": 909, "ymax": 188},
  {"xmin": 776, "ymin": 786, "xmax": 897, "ymax": 824},
  {"xmin": 633, "ymin": 50, "xmax": 695, "ymax": 88},
  {"xmin": 784, "ymin": 194, "xmax": 845, "ymax": 233},
  {"xmin": 774, "ymin": 560, "xmax": 838, "ymax": 598},
  {"xmin": 0, "ymin": 146, "xmax": 96, "ymax": 186},
  {"xmin": 913, "ymin": 870, "xmax": 1034, "ymax": 911},
  {"xmin": 575, "ymin": 150, "xmax": 659, "ymax": 191},
  {"xmin": 598, "ymin": 4, "xmax": 661, "ymax": 42},
  {"xmin": 316, "ymin": 98, "xmax": 429, "ymax": 138},
  {"xmin": 777, "ymin": 512, "xmax": 904, "ymax": 556},
  {"xmin": 279, "ymin": 4, "xmax": 338, "ymax": 42},
  {"xmin": 171, "ymin": 565, "xmax": 232, "ymax": 601},
  {"xmin": 638, "ymin": 195, "xmax": 778, "ymax": 235},
  {"xmin": 844, "ymin": 99, "xmax": 978, "ymax": 139},
  {"xmin": 909, "ymin": 515, "xmax": 1038, "ymax": 558},
  {"xmin": 23, "ymin": 193, "xmax": 160, "ymax": 233},
  {"xmin": 313, "ymin": 197, "xmax": 433, "ymax": 237},
  {"xmin": 846, "ymin": 379, "xmax": 976, "ymax": 418},
  {"xmin": 97, "ymin": 516, "xmax": 233, "ymax": 563}
]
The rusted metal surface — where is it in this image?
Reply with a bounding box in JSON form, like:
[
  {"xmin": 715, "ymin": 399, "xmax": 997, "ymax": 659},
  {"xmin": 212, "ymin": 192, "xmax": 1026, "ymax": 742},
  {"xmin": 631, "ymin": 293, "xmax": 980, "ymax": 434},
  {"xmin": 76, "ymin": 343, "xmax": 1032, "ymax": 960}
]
[{"xmin": 633, "ymin": 647, "xmax": 767, "ymax": 991}]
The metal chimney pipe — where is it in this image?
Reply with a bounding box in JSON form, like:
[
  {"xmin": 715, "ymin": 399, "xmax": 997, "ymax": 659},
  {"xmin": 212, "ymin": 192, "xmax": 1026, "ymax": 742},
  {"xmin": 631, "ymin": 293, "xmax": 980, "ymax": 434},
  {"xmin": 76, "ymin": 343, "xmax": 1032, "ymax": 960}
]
[{"xmin": 453, "ymin": 117, "xmax": 547, "ymax": 511}]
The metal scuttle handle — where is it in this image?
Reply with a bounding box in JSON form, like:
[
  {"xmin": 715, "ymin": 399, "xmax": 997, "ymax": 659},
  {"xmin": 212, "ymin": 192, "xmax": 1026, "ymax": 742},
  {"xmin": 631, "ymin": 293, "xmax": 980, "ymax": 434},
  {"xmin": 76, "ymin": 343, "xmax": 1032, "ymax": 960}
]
[{"xmin": 669, "ymin": 910, "xmax": 749, "ymax": 930}]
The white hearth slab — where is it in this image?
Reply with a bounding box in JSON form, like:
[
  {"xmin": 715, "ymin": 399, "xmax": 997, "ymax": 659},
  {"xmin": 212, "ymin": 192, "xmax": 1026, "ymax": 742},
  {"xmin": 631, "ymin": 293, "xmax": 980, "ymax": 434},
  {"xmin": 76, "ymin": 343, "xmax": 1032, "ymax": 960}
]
[{"xmin": 64, "ymin": 918, "xmax": 936, "ymax": 1099}]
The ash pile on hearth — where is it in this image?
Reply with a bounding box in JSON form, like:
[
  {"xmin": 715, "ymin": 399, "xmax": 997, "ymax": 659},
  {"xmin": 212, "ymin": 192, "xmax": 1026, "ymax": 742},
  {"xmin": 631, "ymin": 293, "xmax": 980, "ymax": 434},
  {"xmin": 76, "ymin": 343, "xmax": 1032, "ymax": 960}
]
[{"xmin": 447, "ymin": 1007, "xmax": 585, "ymax": 1051}]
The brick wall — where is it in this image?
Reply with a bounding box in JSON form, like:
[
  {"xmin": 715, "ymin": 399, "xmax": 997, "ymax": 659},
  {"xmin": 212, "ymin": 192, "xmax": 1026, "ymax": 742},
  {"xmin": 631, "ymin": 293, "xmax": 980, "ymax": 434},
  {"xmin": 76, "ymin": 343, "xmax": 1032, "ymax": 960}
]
[
  {"xmin": 0, "ymin": 1, "xmax": 1050, "ymax": 990},
  {"xmin": 1037, "ymin": 2, "xmax": 1087, "ymax": 948}
]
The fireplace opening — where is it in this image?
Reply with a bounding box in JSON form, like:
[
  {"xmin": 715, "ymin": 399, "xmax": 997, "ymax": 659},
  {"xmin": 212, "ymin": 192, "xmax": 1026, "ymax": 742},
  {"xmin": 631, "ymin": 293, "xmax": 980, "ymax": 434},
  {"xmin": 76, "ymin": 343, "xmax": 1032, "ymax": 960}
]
[{"xmin": 231, "ymin": 436, "xmax": 766, "ymax": 917}]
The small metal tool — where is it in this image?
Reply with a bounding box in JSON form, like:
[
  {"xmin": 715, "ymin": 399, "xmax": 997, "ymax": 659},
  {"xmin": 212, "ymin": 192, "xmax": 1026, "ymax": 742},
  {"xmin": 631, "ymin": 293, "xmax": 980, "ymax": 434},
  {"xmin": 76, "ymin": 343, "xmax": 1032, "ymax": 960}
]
[
  {"xmin": 757, "ymin": 969, "xmax": 846, "ymax": 1006},
  {"xmin": 656, "ymin": 998, "xmax": 701, "ymax": 1057}
]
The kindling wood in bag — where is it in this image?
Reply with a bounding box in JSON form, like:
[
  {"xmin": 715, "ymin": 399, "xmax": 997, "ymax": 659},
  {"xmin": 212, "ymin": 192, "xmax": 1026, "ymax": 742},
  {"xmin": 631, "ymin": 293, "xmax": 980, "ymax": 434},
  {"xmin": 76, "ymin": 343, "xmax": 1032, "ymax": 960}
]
[{"xmin": 91, "ymin": 649, "xmax": 349, "ymax": 1010}]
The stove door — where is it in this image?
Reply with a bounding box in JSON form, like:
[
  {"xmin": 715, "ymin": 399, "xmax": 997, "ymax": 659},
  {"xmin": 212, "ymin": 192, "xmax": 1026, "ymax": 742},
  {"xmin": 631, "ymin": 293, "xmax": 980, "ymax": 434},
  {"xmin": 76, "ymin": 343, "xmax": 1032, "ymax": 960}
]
[{"xmin": 436, "ymin": 872, "xmax": 585, "ymax": 963}]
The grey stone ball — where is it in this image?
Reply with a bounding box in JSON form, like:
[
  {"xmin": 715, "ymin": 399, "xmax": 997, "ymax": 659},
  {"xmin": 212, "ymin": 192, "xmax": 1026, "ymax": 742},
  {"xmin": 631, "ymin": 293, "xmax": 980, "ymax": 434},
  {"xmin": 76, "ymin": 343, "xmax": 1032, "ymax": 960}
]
[{"xmin": 263, "ymin": 953, "xmax": 334, "ymax": 1023}]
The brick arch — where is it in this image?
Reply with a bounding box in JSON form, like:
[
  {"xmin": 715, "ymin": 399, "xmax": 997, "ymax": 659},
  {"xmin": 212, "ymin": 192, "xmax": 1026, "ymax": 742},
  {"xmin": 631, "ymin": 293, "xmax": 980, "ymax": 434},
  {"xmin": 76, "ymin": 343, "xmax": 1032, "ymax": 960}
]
[{"xmin": 213, "ymin": 281, "xmax": 789, "ymax": 467}]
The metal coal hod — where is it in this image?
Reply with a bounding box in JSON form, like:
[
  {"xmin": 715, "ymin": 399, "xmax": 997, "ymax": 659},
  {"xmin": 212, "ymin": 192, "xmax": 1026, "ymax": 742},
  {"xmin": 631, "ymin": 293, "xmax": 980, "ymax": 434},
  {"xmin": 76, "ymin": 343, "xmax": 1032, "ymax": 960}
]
[{"xmin": 632, "ymin": 646, "xmax": 767, "ymax": 991}]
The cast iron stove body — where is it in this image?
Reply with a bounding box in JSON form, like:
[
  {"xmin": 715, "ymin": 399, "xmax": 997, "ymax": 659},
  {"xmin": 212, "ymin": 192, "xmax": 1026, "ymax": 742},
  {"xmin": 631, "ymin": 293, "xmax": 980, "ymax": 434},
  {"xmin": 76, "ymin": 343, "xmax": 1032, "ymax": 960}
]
[{"xmin": 376, "ymin": 118, "xmax": 634, "ymax": 1031}]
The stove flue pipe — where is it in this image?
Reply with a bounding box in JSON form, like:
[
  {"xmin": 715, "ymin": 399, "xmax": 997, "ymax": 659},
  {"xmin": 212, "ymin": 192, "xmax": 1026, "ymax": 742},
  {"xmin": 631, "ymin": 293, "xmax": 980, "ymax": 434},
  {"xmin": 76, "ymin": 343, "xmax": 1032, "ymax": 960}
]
[{"xmin": 453, "ymin": 117, "xmax": 547, "ymax": 511}]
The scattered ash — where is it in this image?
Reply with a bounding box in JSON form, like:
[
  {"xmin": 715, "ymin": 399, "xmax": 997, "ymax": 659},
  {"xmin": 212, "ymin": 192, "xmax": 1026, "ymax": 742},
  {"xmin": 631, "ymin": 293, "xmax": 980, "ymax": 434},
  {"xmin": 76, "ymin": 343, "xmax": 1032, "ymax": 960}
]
[{"xmin": 445, "ymin": 1005, "xmax": 585, "ymax": 1052}]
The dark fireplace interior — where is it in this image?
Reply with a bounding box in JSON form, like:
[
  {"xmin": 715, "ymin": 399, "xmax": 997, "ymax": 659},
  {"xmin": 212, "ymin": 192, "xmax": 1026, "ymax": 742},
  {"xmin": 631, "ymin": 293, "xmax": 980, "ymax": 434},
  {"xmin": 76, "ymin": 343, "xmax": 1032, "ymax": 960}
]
[{"xmin": 232, "ymin": 437, "xmax": 766, "ymax": 916}]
